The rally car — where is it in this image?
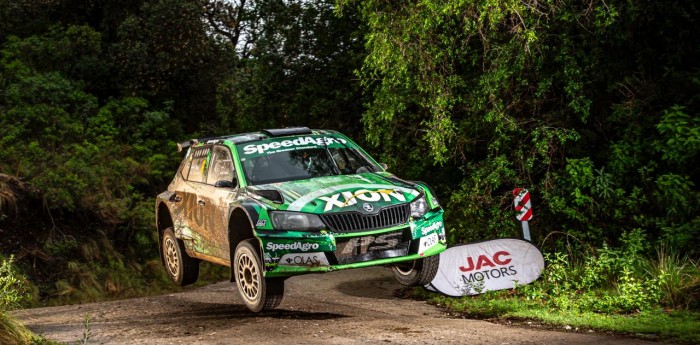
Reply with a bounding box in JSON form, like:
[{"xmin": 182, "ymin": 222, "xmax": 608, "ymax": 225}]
[{"xmin": 155, "ymin": 127, "xmax": 446, "ymax": 312}]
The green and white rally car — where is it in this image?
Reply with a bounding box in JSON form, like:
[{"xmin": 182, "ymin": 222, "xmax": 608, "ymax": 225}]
[{"xmin": 155, "ymin": 127, "xmax": 446, "ymax": 312}]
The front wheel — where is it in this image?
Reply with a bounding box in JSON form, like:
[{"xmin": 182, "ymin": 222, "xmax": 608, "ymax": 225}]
[
  {"xmin": 392, "ymin": 255, "xmax": 440, "ymax": 286},
  {"xmin": 233, "ymin": 239, "xmax": 284, "ymax": 312},
  {"xmin": 162, "ymin": 227, "xmax": 200, "ymax": 286}
]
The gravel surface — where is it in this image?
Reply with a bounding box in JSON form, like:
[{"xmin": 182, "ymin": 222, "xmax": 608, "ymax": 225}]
[{"xmin": 13, "ymin": 267, "xmax": 657, "ymax": 345}]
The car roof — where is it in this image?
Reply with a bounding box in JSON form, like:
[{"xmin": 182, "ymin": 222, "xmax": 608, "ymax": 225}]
[{"xmin": 177, "ymin": 128, "xmax": 341, "ymax": 151}]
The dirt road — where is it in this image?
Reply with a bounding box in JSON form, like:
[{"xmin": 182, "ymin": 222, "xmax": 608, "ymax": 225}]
[{"xmin": 13, "ymin": 267, "xmax": 655, "ymax": 345}]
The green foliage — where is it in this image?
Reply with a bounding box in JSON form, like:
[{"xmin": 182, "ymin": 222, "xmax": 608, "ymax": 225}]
[
  {"xmin": 646, "ymin": 245, "xmax": 700, "ymax": 310},
  {"xmin": 0, "ymin": 284, "xmax": 52, "ymax": 345},
  {"xmin": 341, "ymin": 0, "xmax": 699, "ymax": 259},
  {"xmin": 0, "ymin": 312, "xmax": 46, "ymax": 345},
  {"xmin": 112, "ymin": 0, "xmax": 226, "ymax": 106},
  {"xmin": 79, "ymin": 314, "xmax": 92, "ymax": 345},
  {"xmin": 0, "ymin": 26, "xmax": 175, "ymax": 217},
  {"xmin": 422, "ymin": 289, "xmax": 700, "ymax": 344},
  {"xmin": 0, "ymin": 256, "xmax": 29, "ymax": 311},
  {"xmin": 416, "ymin": 242, "xmax": 700, "ymax": 343},
  {"xmin": 215, "ymin": 0, "xmax": 365, "ymax": 137},
  {"xmin": 655, "ymin": 106, "xmax": 700, "ymax": 166},
  {"xmin": 517, "ymin": 238, "xmax": 700, "ymax": 314}
]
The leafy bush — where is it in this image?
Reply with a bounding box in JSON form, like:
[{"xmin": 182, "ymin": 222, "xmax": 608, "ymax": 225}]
[
  {"xmin": 646, "ymin": 245, "xmax": 700, "ymax": 310},
  {"xmin": 342, "ymin": 0, "xmax": 699, "ymax": 261},
  {"xmin": 0, "ymin": 255, "xmax": 29, "ymax": 311},
  {"xmin": 0, "ymin": 259, "xmax": 45, "ymax": 345},
  {"xmin": 518, "ymin": 234, "xmax": 700, "ymax": 314}
]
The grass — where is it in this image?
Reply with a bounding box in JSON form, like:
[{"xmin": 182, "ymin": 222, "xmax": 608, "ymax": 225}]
[
  {"xmin": 417, "ymin": 289, "xmax": 700, "ymax": 344},
  {"xmin": 37, "ymin": 236, "xmax": 229, "ymax": 307},
  {"xmin": 0, "ymin": 312, "xmax": 52, "ymax": 345}
]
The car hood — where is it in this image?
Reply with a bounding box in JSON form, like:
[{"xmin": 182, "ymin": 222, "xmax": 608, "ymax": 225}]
[{"xmin": 247, "ymin": 173, "xmax": 420, "ymax": 214}]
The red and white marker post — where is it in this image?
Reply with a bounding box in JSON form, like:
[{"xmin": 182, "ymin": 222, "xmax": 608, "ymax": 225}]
[{"xmin": 513, "ymin": 188, "xmax": 533, "ymax": 241}]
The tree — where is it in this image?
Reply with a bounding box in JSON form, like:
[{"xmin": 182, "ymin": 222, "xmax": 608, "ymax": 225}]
[
  {"xmin": 340, "ymin": 0, "xmax": 700, "ymax": 253},
  {"xmin": 111, "ymin": 0, "xmax": 230, "ymax": 132},
  {"xmin": 215, "ymin": 0, "xmax": 366, "ymax": 138}
]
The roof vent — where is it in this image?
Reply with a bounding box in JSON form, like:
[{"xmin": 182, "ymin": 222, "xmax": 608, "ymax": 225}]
[{"xmin": 261, "ymin": 127, "xmax": 312, "ymax": 137}]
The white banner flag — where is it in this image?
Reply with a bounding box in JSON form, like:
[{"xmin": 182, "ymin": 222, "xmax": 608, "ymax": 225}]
[{"xmin": 425, "ymin": 238, "xmax": 544, "ymax": 296}]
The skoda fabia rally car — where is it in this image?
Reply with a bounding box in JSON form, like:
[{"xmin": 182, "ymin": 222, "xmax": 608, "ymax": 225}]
[{"xmin": 155, "ymin": 127, "xmax": 446, "ymax": 312}]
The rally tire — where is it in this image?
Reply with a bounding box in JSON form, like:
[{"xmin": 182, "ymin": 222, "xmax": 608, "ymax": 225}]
[
  {"xmin": 234, "ymin": 239, "xmax": 284, "ymax": 312},
  {"xmin": 392, "ymin": 255, "xmax": 440, "ymax": 286},
  {"xmin": 262, "ymin": 277, "xmax": 285, "ymax": 310},
  {"xmin": 162, "ymin": 227, "xmax": 200, "ymax": 286}
]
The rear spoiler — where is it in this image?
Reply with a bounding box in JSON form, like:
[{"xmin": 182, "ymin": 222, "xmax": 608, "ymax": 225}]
[
  {"xmin": 176, "ymin": 135, "xmax": 228, "ymax": 152},
  {"xmin": 177, "ymin": 139, "xmax": 199, "ymax": 152}
]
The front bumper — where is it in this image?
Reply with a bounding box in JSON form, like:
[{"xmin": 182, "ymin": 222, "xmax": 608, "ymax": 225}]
[{"xmin": 257, "ymin": 210, "xmax": 447, "ymax": 278}]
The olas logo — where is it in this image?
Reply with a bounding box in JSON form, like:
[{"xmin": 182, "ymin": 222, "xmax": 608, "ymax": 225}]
[
  {"xmin": 319, "ymin": 189, "xmax": 406, "ymax": 212},
  {"xmin": 279, "ymin": 253, "xmax": 329, "ymax": 267},
  {"xmin": 243, "ymin": 137, "xmax": 347, "ymax": 155}
]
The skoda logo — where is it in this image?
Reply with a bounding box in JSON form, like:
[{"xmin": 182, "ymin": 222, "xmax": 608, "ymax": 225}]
[{"xmin": 362, "ymin": 203, "xmax": 374, "ymax": 212}]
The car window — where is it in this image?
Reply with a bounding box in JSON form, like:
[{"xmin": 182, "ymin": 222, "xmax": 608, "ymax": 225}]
[
  {"xmin": 186, "ymin": 147, "xmax": 210, "ymax": 183},
  {"xmin": 236, "ymin": 135, "xmax": 380, "ymax": 185},
  {"xmin": 179, "ymin": 158, "xmax": 192, "ymax": 180},
  {"xmin": 244, "ymin": 148, "xmax": 336, "ymax": 185},
  {"xmin": 329, "ymin": 148, "xmax": 365, "ymax": 175},
  {"xmin": 207, "ymin": 146, "xmax": 235, "ymax": 185}
]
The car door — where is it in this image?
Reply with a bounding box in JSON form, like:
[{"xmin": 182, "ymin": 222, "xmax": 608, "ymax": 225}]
[
  {"xmin": 174, "ymin": 145, "xmax": 212, "ymax": 253},
  {"xmin": 191, "ymin": 144, "xmax": 237, "ymax": 262}
]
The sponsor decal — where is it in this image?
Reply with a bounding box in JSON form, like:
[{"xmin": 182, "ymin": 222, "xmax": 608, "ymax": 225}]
[
  {"xmin": 286, "ymin": 183, "xmax": 419, "ymax": 212},
  {"xmin": 418, "ymin": 233, "xmax": 439, "ymax": 255},
  {"xmin": 256, "ymin": 219, "xmax": 267, "ymax": 227},
  {"xmin": 421, "ymin": 221, "xmax": 443, "ymax": 235},
  {"xmin": 265, "ymin": 242, "xmax": 320, "ymax": 252},
  {"xmin": 279, "ymin": 253, "xmax": 330, "ymax": 267},
  {"xmin": 338, "ymin": 232, "xmax": 402, "ymax": 255},
  {"xmin": 362, "ymin": 203, "xmax": 374, "ymax": 212},
  {"xmin": 426, "ymin": 239, "xmax": 544, "ymax": 296},
  {"xmin": 263, "ymin": 252, "xmax": 280, "ymax": 264},
  {"xmin": 242, "ymin": 136, "xmax": 347, "ymax": 155},
  {"xmin": 319, "ymin": 189, "xmax": 406, "ymax": 212},
  {"xmin": 459, "ymin": 251, "xmax": 511, "ymax": 272}
]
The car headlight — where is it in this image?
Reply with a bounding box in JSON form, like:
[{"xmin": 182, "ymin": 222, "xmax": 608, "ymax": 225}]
[
  {"xmin": 270, "ymin": 211, "xmax": 325, "ymax": 231},
  {"xmin": 410, "ymin": 196, "xmax": 428, "ymax": 218}
]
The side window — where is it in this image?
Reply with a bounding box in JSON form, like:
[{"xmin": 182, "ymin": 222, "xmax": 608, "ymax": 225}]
[
  {"xmin": 186, "ymin": 147, "xmax": 210, "ymax": 183},
  {"xmin": 207, "ymin": 146, "xmax": 235, "ymax": 185},
  {"xmin": 179, "ymin": 158, "xmax": 192, "ymax": 180}
]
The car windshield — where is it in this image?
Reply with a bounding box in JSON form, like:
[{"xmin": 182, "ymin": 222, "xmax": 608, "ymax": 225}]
[{"xmin": 239, "ymin": 146, "xmax": 376, "ymax": 185}]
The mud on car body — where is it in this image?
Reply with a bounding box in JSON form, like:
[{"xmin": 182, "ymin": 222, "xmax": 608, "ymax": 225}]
[{"xmin": 155, "ymin": 127, "xmax": 446, "ymax": 312}]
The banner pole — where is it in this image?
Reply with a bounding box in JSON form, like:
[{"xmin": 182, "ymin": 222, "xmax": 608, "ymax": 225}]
[{"xmin": 522, "ymin": 221, "xmax": 531, "ymax": 241}]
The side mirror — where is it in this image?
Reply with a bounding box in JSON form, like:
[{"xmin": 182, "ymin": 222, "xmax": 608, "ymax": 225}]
[
  {"xmin": 215, "ymin": 179, "xmax": 237, "ymax": 188},
  {"xmin": 379, "ymin": 163, "xmax": 388, "ymax": 170}
]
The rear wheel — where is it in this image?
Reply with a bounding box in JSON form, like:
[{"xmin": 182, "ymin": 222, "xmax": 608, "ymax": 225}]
[
  {"xmin": 234, "ymin": 239, "xmax": 284, "ymax": 312},
  {"xmin": 392, "ymin": 255, "xmax": 440, "ymax": 286},
  {"xmin": 162, "ymin": 227, "xmax": 200, "ymax": 286}
]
